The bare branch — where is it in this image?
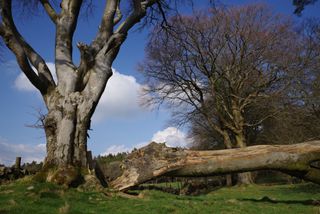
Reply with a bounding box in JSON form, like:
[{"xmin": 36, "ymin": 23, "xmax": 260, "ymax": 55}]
[
  {"xmin": 39, "ymin": 0, "xmax": 59, "ymax": 24},
  {"xmin": 25, "ymin": 107, "xmax": 46, "ymax": 130},
  {"xmin": 0, "ymin": 0, "xmax": 55, "ymax": 93},
  {"xmin": 293, "ymin": 0, "xmax": 318, "ymax": 15},
  {"xmin": 90, "ymin": 0, "xmax": 119, "ymax": 54},
  {"xmin": 115, "ymin": 0, "xmax": 158, "ymax": 34},
  {"xmin": 244, "ymin": 110, "xmax": 279, "ymax": 127},
  {"xmin": 4, "ymin": 35, "xmax": 46, "ymax": 92},
  {"xmin": 55, "ymin": 0, "xmax": 83, "ymax": 70},
  {"xmin": 156, "ymin": 1, "xmax": 169, "ymax": 27},
  {"xmin": 113, "ymin": 1, "xmax": 123, "ymax": 25}
]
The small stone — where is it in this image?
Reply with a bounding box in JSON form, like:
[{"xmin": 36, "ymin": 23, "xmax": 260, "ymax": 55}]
[
  {"xmin": 27, "ymin": 185, "xmax": 34, "ymax": 190},
  {"xmin": 59, "ymin": 202, "xmax": 70, "ymax": 214},
  {"xmin": 8, "ymin": 199, "xmax": 17, "ymax": 205},
  {"xmin": 227, "ymin": 199, "xmax": 239, "ymax": 204}
]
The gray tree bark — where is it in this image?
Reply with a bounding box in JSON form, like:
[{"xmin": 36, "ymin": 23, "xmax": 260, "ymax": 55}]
[
  {"xmin": 0, "ymin": 0, "xmax": 159, "ymax": 186},
  {"xmin": 106, "ymin": 141, "xmax": 320, "ymax": 191}
]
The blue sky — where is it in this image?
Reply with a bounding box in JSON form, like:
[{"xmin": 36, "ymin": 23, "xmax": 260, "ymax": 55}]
[{"xmin": 0, "ymin": 0, "xmax": 319, "ymax": 165}]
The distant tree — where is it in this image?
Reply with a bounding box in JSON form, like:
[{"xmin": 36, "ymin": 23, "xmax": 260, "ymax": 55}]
[
  {"xmin": 140, "ymin": 4, "xmax": 303, "ymax": 184},
  {"xmin": 254, "ymin": 105, "xmax": 320, "ymax": 145},
  {"xmin": 277, "ymin": 19, "xmax": 319, "ymax": 140},
  {"xmin": 244, "ymin": 18, "xmax": 320, "ymax": 146},
  {"xmin": 300, "ymin": 19, "xmax": 320, "ymax": 119},
  {"xmin": 191, "ymin": 18, "xmax": 320, "ymax": 148}
]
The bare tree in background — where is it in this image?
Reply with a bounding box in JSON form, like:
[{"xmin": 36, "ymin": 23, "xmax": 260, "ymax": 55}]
[
  {"xmin": 300, "ymin": 19, "xmax": 320, "ymax": 120},
  {"xmin": 140, "ymin": 4, "xmax": 304, "ymax": 184},
  {"xmin": 256, "ymin": 19, "xmax": 320, "ymax": 145},
  {"xmin": 0, "ymin": 0, "xmax": 171, "ymax": 185}
]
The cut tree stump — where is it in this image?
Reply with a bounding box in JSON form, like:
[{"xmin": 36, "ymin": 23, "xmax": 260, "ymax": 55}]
[{"xmin": 106, "ymin": 141, "xmax": 320, "ymax": 191}]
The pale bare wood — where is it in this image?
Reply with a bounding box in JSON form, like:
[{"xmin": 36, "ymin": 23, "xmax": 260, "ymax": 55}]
[{"xmin": 109, "ymin": 141, "xmax": 320, "ymax": 191}]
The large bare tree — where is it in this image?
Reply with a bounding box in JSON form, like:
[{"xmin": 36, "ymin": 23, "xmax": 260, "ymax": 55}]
[
  {"xmin": 0, "ymin": 0, "xmax": 168, "ymax": 185},
  {"xmin": 140, "ymin": 4, "xmax": 302, "ymax": 184}
]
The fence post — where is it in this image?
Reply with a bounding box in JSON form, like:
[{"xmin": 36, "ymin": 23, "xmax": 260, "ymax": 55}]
[{"xmin": 15, "ymin": 157, "xmax": 21, "ymax": 170}]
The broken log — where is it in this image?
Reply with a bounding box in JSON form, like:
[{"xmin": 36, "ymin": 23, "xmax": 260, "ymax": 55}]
[{"xmin": 108, "ymin": 141, "xmax": 320, "ymax": 191}]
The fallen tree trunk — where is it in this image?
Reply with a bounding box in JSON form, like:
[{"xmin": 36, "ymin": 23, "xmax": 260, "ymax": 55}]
[{"xmin": 107, "ymin": 141, "xmax": 320, "ymax": 191}]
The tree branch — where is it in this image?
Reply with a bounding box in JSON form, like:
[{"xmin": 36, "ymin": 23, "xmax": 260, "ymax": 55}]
[
  {"xmin": 244, "ymin": 110, "xmax": 279, "ymax": 127},
  {"xmin": 2, "ymin": 32, "xmax": 46, "ymax": 92},
  {"xmin": 0, "ymin": 0, "xmax": 55, "ymax": 93},
  {"xmin": 90, "ymin": 0, "xmax": 119, "ymax": 54},
  {"xmin": 113, "ymin": 1, "xmax": 123, "ymax": 25},
  {"xmin": 55, "ymin": 0, "xmax": 83, "ymax": 71},
  {"xmin": 82, "ymin": 0, "xmax": 159, "ymax": 103},
  {"xmin": 115, "ymin": 0, "xmax": 158, "ymax": 34},
  {"xmin": 39, "ymin": 0, "xmax": 59, "ymax": 24}
]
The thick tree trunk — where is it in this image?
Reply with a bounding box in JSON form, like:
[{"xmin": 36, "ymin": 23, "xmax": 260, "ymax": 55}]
[
  {"xmin": 235, "ymin": 133, "xmax": 254, "ymax": 185},
  {"xmin": 222, "ymin": 132, "xmax": 233, "ymax": 186},
  {"xmin": 38, "ymin": 59, "xmax": 114, "ymax": 187},
  {"xmin": 237, "ymin": 171, "xmax": 254, "ymax": 185},
  {"xmin": 225, "ymin": 174, "xmax": 233, "ymax": 186},
  {"xmin": 41, "ymin": 88, "xmax": 99, "ymax": 186},
  {"xmin": 107, "ymin": 141, "xmax": 320, "ymax": 191},
  {"xmin": 44, "ymin": 98, "xmax": 90, "ymax": 166},
  {"xmin": 44, "ymin": 114, "xmax": 89, "ymax": 167},
  {"xmin": 229, "ymin": 99, "xmax": 254, "ymax": 185}
]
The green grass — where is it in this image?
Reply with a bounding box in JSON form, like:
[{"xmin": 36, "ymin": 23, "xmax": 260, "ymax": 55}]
[{"xmin": 1, "ymin": 177, "xmax": 320, "ymax": 214}]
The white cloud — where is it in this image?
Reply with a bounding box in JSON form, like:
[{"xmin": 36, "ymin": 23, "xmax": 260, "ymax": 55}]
[
  {"xmin": 13, "ymin": 65, "xmax": 146, "ymax": 122},
  {"xmin": 93, "ymin": 69, "xmax": 145, "ymax": 122},
  {"xmin": 14, "ymin": 62, "xmax": 56, "ymax": 92},
  {"xmin": 101, "ymin": 127, "xmax": 192, "ymax": 156},
  {"xmin": 14, "ymin": 73, "xmax": 37, "ymax": 92},
  {"xmin": 0, "ymin": 138, "xmax": 46, "ymax": 166},
  {"xmin": 152, "ymin": 127, "xmax": 192, "ymax": 148}
]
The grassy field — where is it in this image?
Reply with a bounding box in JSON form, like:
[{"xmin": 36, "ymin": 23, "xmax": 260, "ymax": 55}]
[{"xmin": 1, "ymin": 177, "xmax": 320, "ymax": 214}]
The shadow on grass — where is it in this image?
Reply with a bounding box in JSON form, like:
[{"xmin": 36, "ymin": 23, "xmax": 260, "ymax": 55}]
[
  {"xmin": 130, "ymin": 185, "xmax": 180, "ymax": 195},
  {"xmin": 241, "ymin": 196, "xmax": 320, "ymax": 206},
  {"xmin": 277, "ymin": 183, "xmax": 320, "ymax": 194},
  {"xmin": 131, "ymin": 184, "xmax": 223, "ymax": 196}
]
